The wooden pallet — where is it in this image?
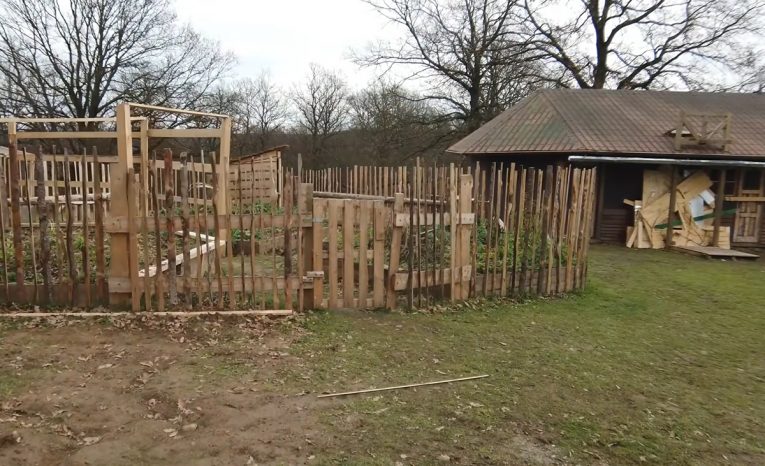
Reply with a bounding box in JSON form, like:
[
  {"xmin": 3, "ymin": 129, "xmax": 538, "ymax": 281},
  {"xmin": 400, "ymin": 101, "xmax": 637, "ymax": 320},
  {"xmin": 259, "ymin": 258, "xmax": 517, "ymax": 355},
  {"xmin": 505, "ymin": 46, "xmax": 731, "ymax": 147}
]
[{"xmin": 672, "ymin": 245, "xmax": 759, "ymax": 260}]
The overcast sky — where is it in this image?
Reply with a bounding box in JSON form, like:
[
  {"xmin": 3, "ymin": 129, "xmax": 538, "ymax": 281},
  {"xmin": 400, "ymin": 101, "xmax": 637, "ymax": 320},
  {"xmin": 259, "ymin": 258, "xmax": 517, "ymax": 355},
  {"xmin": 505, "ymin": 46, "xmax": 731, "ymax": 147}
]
[{"xmin": 176, "ymin": 0, "xmax": 398, "ymax": 89}]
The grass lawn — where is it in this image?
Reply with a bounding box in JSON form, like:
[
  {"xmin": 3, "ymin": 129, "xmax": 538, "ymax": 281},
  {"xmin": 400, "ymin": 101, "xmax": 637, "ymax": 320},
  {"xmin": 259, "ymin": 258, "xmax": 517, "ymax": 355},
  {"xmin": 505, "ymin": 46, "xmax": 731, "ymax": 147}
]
[
  {"xmin": 282, "ymin": 245, "xmax": 765, "ymax": 465},
  {"xmin": 0, "ymin": 245, "xmax": 763, "ymax": 465}
]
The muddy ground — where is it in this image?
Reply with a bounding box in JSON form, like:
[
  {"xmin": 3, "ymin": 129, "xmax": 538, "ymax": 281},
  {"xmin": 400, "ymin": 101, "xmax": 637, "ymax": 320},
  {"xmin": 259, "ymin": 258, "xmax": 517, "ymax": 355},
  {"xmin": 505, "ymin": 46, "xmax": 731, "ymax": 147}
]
[{"xmin": 0, "ymin": 316, "xmax": 323, "ymax": 466}]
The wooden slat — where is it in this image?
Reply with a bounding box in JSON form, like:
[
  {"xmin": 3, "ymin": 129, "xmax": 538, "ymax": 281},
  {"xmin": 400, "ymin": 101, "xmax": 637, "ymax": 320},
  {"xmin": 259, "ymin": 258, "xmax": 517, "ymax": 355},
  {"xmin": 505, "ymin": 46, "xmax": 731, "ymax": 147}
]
[
  {"xmin": 152, "ymin": 161, "xmax": 165, "ymax": 311},
  {"xmin": 21, "ymin": 149, "xmax": 38, "ymax": 299},
  {"xmin": 163, "ymin": 149, "xmax": 177, "ymax": 306},
  {"xmin": 80, "ymin": 151, "xmax": 91, "ymax": 307},
  {"xmin": 327, "ymin": 201, "xmax": 339, "ymax": 309},
  {"xmin": 181, "ymin": 153, "xmax": 192, "ymax": 307},
  {"xmin": 358, "ymin": 200, "xmax": 370, "ymax": 306},
  {"xmin": 127, "ymin": 170, "xmax": 141, "ymax": 311},
  {"xmin": 63, "ymin": 151, "xmax": 76, "ymax": 305},
  {"xmin": 35, "ymin": 149, "xmax": 52, "ymax": 304},
  {"xmin": 93, "ymin": 148, "xmax": 106, "ymax": 303},
  {"xmin": 343, "ymin": 200, "xmax": 355, "ymax": 307}
]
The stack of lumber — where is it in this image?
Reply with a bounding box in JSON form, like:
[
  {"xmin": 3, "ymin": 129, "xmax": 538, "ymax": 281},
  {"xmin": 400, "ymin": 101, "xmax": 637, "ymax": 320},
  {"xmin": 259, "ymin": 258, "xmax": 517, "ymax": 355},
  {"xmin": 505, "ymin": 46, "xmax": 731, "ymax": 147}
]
[{"xmin": 625, "ymin": 169, "xmax": 730, "ymax": 249}]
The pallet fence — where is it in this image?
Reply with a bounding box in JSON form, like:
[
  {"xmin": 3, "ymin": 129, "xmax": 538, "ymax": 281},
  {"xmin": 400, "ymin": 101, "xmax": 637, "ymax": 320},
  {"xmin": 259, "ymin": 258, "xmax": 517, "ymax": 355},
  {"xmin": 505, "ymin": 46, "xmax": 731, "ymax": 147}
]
[{"xmin": 1, "ymin": 112, "xmax": 597, "ymax": 312}]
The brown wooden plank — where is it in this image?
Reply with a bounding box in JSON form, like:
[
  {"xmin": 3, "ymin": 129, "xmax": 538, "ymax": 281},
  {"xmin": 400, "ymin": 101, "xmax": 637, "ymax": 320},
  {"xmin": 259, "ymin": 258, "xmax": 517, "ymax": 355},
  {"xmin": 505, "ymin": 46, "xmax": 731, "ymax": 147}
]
[
  {"xmin": 448, "ymin": 164, "xmax": 458, "ymax": 301},
  {"xmin": 249, "ymin": 158, "xmax": 259, "ymax": 307},
  {"xmin": 180, "ymin": 153, "xmax": 192, "ymax": 308},
  {"xmin": 162, "ymin": 149, "xmax": 177, "ymax": 306},
  {"xmin": 138, "ymin": 152, "xmax": 152, "ymax": 310},
  {"xmin": 386, "ymin": 193, "xmax": 404, "ymax": 309},
  {"xmin": 21, "ymin": 148, "xmax": 38, "ymax": 299},
  {"xmin": 35, "ymin": 149, "xmax": 52, "ymax": 304},
  {"xmin": 283, "ymin": 175, "xmax": 294, "ymax": 311},
  {"xmin": 500, "ymin": 164, "xmax": 516, "ymax": 297},
  {"xmin": 357, "ymin": 200, "xmax": 370, "ymax": 306},
  {"xmin": 210, "ymin": 152, "xmax": 224, "ymax": 309},
  {"xmin": 311, "ymin": 194, "xmax": 325, "ymax": 309},
  {"xmin": 151, "ymin": 164, "xmax": 165, "ymax": 311},
  {"xmin": 63, "ymin": 150, "xmax": 76, "ymax": 305},
  {"xmin": 237, "ymin": 160, "xmax": 246, "ymax": 306},
  {"xmin": 372, "ymin": 200, "xmax": 385, "ymax": 308},
  {"xmin": 80, "ymin": 151, "xmax": 91, "ymax": 307},
  {"xmin": 343, "ymin": 199, "xmax": 355, "ymax": 307},
  {"xmin": 512, "ymin": 168, "xmax": 527, "ymax": 296},
  {"xmin": 127, "ymin": 169, "xmax": 141, "ymax": 311},
  {"xmin": 0, "ymin": 156, "xmax": 8, "ymax": 298}
]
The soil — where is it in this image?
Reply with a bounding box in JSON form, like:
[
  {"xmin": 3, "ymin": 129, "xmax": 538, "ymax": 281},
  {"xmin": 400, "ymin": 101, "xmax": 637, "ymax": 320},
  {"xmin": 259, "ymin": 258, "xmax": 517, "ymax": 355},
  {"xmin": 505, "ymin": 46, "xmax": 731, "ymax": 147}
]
[{"xmin": 0, "ymin": 316, "xmax": 322, "ymax": 466}]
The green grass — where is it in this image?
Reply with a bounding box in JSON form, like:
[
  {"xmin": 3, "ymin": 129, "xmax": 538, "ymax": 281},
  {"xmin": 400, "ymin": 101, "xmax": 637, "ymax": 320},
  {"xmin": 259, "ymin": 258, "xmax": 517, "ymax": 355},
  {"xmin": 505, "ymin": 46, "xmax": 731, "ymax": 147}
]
[{"xmin": 282, "ymin": 245, "xmax": 765, "ymax": 465}]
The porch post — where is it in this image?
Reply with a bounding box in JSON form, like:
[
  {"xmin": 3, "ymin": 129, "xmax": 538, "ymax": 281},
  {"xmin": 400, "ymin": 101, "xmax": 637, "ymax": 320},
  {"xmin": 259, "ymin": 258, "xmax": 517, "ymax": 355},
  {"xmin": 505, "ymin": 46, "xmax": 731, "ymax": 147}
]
[
  {"xmin": 712, "ymin": 169, "xmax": 726, "ymax": 247},
  {"xmin": 665, "ymin": 166, "xmax": 678, "ymax": 249}
]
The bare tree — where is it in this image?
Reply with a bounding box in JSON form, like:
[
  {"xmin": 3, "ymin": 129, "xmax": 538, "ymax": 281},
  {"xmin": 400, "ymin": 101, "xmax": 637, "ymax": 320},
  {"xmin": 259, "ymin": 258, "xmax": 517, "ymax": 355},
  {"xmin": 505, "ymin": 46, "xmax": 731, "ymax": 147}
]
[
  {"xmin": 292, "ymin": 64, "xmax": 349, "ymax": 158},
  {"xmin": 235, "ymin": 73, "xmax": 289, "ymax": 152},
  {"xmin": 349, "ymin": 81, "xmax": 450, "ymax": 163},
  {"xmin": 357, "ymin": 0, "xmax": 539, "ymax": 131},
  {"xmin": 521, "ymin": 0, "xmax": 763, "ymax": 90},
  {"xmin": 0, "ymin": 0, "xmax": 234, "ymax": 122}
]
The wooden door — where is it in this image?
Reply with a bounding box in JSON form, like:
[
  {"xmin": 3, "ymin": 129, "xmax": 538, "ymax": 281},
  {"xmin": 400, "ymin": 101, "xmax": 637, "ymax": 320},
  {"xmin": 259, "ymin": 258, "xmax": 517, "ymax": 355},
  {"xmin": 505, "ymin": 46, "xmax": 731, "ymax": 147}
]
[{"xmin": 733, "ymin": 169, "xmax": 764, "ymax": 243}]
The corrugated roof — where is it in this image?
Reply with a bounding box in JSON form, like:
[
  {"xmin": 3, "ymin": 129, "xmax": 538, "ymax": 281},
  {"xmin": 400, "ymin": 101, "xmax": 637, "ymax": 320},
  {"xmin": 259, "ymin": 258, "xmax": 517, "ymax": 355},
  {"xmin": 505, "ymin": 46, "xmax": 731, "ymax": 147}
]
[{"xmin": 447, "ymin": 89, "xmax": 765, "ymax": 159}]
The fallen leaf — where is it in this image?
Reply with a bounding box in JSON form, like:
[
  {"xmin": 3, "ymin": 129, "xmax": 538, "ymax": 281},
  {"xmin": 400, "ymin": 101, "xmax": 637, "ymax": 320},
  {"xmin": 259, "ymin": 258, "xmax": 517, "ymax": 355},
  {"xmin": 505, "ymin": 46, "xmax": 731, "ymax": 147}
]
[{"xmin": 82, "ymin": 436, "xmax": 101, "ymax": 446}]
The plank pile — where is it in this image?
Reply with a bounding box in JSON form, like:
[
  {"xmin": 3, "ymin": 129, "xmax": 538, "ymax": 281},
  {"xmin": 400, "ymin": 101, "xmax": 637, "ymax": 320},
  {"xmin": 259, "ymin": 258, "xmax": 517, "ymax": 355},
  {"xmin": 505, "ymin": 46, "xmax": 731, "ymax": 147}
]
[{"xmin": 625, "ymin": 169, "xmax": 730, "ymax": 249}]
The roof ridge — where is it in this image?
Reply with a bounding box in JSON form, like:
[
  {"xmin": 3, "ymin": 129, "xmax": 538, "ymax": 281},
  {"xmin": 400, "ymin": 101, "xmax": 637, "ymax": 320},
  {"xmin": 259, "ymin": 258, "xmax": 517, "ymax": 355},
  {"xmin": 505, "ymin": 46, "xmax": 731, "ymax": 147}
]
[{"xmin": 540, "ymin": 90, "xmax": 587, "ymax": 150}]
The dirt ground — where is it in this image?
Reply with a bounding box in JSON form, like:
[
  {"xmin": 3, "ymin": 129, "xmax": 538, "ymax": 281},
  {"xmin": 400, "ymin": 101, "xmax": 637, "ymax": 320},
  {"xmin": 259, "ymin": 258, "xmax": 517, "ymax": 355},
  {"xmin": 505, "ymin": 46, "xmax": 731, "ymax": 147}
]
[{"xmin": 0, "ymin": 316, "xmax": 323, "ymax": 466}]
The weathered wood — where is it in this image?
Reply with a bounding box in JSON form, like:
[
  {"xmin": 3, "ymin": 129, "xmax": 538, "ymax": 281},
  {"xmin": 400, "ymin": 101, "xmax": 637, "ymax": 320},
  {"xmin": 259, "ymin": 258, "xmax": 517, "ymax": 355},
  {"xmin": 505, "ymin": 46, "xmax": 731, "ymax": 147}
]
[
  {"xmin": 127, "ymin": 170, "xmax": 141, "ymax": 311},
  {"xmin": 712, "ymin": 169, "xmax": 726, "ymax": 247},
  {"xmin": 343, "ymin": 199, "xmax": 355, "ymax": 308},
  {"xmin": 162, "ymin": 149, "xmax": 177, "ymax": 306},
  {"xmin": 35, "ymin": 149, "xmax": 52, "ymax": 304},
  {"xmin": 0, "ymin": 158, "xmax": 8, "ymax": 297},
  {"xmin": 210, "ymin": 152, "xmax": 224, "ymax": 309},
  {"xmin": 317, "ymin": 374, "xmax": 489, "ymax": 399},
  {"xmin": 94, "ymin": 148, "xmax": 106, "ymax": 303},
  {"xmin": 664, "ymin": 167, "xmax": 679, "ymax": 250},
  {"xmin": 386, "ymin": 193, "xmax": 405, "ymax": 309},
  {"xmin": 358, "ymin": 200, "xmax": 370, "ymax": 306},
  {"xmin": 0, "ymin": 309, "xmax": 293, "ymax": 318},
  {"xmin": 151, "ymin": 165, "xmax": 165, "ymax": 311},
  {"xmin": 110, "ymin": 103, "xmax": 133, "ymax": 306},
  {"xmin": 283, "ymin": 176, "xmax": 294, "ymax": 311},
  {"xmin": 80, "ymin": 151, "xmax": 91, "ymax": 307},
  {"xmin": 21, "ymin": 149, "xmax": 38, "ymax": 298},
  {"xmin": 327, "ymin": 200, "xmax": 339, "ymax": 310},
  {"xmin": 180, "ymin": 153, "xmax": 192, "ymax": 308},
  {"xmin": 63, "ymin": 150, "xmax": 77, "ymax": 305}
]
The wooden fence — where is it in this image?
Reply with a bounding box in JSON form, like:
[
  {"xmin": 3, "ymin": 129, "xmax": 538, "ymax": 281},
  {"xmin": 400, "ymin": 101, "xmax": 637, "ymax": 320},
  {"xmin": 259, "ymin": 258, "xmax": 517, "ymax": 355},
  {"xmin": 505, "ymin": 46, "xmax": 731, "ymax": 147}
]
[
  {"xmin": 0, "ymin": 110, "xmax": 597, "ymax": 312},
  {"xmin": 0, "ymin": 160, "xmax": 596, "ymax": 311}
]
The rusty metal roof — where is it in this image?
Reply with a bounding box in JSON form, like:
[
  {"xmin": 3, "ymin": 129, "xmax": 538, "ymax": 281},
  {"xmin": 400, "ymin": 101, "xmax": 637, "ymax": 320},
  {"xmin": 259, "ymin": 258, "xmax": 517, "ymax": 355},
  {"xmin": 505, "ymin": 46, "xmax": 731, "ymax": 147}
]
[{"xmin": 447, "ymin": 89, "xmax": 765, "ymax": 159}]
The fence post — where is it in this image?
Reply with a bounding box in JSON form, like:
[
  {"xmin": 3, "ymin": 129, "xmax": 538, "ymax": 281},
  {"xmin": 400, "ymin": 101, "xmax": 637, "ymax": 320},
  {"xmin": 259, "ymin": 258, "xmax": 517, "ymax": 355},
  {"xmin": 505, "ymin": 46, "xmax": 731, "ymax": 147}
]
[
  {"xmin": 109, "ymin": 102, "xmax": 136, "ymax": 307},
  {"xmin": 456, "ymin": 173, "xmax": 473, "ymax": 300},
  {"xmin": 8, "ymin": 126, "xmax": 25, "ymax": 302},
  {"xmin": 300, "ymin": 183, "xmax": 315, "ymax": 310},
  {"xmin": 386, "ymin": 193, "xmax": 405, "ymax": 309}
]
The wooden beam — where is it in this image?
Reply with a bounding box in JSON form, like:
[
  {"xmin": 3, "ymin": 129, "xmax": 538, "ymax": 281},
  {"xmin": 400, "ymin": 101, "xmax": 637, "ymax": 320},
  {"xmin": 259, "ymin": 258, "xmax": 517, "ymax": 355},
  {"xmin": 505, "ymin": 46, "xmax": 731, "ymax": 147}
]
[
  {"xmin": 109, "ymin": 103, "xmax": 133, "ymax": 306},
  {"xmin": 14, "ymin": 131, "xmax": 140, "ymax": 139},
  {"xmin": 0, "ymin": 310, "xmax": 293, "ymax": 318},
  {"xmin": 713, "ymin": 169, "xmax": 726, "ymax": 247},
  {"xmin": 127, "ymin": 102, "xmax": 228, "ymax": 118},
  {"xmin": 146, "ymin": 128, "xmax": 223, "ymax": 139},
  {"xmin": 665, "ymin": 166, "xmax": 678, "ymax": 249}
]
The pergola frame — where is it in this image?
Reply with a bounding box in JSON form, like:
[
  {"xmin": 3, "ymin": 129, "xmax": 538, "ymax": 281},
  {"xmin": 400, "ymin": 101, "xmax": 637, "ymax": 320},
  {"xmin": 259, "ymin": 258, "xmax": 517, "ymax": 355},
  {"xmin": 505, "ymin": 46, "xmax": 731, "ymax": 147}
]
[{"xmin": 2, "ymin": 103, "xmax": 232, "ymax": 307}]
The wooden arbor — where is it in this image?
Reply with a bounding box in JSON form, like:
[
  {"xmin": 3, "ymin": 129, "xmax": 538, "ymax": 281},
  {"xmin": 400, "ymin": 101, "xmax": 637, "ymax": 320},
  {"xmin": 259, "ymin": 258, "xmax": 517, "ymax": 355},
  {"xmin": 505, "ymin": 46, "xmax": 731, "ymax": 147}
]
[
  {"xmin": 0, "ymin": 104, "xmax": 232, "ymax": 308},
  {"xmin": 111, "ymin": 103, "xmax": 231, "ymax": 308}
]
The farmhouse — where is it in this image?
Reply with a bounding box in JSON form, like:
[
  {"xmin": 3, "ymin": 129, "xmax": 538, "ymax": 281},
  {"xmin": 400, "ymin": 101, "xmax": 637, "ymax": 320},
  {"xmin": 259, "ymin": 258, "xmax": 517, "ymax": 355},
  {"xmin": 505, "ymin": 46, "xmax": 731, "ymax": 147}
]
[{"xmin": 447, "ymin": 89, "xmax": 765, "ymax": 253}]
